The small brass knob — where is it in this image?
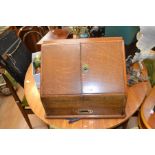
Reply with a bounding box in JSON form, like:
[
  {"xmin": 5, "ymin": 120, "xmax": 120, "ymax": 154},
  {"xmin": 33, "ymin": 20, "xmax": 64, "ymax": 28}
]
[{"xmin": 82, "ymin": 64, "xmax": 89, "ymax": 72}]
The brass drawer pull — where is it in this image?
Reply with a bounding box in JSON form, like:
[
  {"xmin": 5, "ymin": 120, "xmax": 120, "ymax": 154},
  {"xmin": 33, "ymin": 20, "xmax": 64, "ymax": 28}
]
[{"xmin": 77, "ymin": 109, "xmax": 93, "ymax": 114}]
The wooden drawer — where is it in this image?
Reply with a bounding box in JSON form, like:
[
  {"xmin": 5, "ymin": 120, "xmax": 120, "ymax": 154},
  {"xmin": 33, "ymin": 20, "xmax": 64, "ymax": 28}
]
[{"xmin": 41, "ymin": 93, "xmax": 126, "ymax": 118}]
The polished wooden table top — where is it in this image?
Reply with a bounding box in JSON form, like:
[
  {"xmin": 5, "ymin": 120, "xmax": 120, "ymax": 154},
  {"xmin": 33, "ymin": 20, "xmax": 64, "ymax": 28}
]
[
  {"xmin": 24, "ymin": 64, "xmax": 151, "ymax": 128},
  {"xmin": 140, "ymin": 86, "xmax": 155, "ymax": 128}
]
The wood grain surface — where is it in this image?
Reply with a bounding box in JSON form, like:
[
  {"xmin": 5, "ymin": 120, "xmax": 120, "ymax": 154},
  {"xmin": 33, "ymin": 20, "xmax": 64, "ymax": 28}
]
[
  {"xmin": 140, "ymin": 86, "xmax": 155, "ymax": 128},
  {"xmin": 81, "ymin": 41, "xmax": 126, "ymax": 94},
  {"xmin": 40, "ymin": 38, "xmax": 127, "ymax": 118},
  {"xmin": 41, "ymin": 43, "xmax": 81, "ymax": 95}
]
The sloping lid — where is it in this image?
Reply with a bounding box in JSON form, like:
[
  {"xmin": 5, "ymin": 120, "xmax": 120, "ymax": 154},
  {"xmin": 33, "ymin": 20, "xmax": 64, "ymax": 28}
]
[{"xmin": 40, "ymin": 37, "xmax": 127, "ymax": 96}]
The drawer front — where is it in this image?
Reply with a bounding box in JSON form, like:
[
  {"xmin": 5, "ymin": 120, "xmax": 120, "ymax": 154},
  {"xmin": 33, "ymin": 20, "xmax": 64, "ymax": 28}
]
[{"xmin": 42, "ymin": 94, "xmax": 126, "ymax": 118}]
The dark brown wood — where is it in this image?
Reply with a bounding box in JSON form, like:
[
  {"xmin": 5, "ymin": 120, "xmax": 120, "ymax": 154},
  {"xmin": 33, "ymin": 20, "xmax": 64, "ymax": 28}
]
[
  {"xmin": 24, "ymin": 108, "xmax": 34, "ymax": 114},
  {"xmin": 18, "ymin": 26, "xmax": 46, "ymax": 52},
  {"xmin": 40, "ymin": 37, "xmax": 127, "ymax": 118}
]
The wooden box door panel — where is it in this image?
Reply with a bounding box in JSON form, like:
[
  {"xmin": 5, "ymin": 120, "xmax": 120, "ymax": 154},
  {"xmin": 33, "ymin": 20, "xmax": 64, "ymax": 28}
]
[
  {"xmin": 81, "ymin": 41, "xmax": 126, "ymax": 94},
  {"xmin": 41, "ymin": 43, "xmax": 81, "ymax": 95}
]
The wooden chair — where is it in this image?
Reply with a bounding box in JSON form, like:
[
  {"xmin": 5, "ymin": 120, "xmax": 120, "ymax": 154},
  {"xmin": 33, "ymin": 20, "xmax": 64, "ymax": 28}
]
[
  {"xmin": 0, "ymin": 68, "xmax": 33, "ymax": 128},
  {"xmin": 18, "ymin": 26, "xmax": 47, "ymax": 53}
]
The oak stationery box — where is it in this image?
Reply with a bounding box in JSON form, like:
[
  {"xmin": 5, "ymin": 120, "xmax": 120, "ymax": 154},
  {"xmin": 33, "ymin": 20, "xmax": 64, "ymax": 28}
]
[{"xmin": 40, "ymin": 37, "xmax": 127, "ymax": 118}]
